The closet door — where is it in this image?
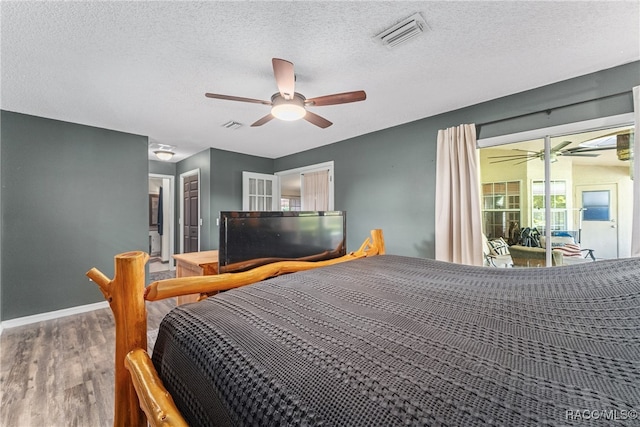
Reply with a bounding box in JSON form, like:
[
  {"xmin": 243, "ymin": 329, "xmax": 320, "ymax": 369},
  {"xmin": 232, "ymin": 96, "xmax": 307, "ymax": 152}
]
[{"xmin": 182, "ymin": 173, "xmax": 199, "ymax": 252}]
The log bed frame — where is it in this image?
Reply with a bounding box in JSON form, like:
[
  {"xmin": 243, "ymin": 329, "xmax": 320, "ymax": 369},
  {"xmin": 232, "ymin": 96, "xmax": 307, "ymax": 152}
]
[{"xmin": 87, "ymin": 229, "xmax": 385, "ymax": 427}]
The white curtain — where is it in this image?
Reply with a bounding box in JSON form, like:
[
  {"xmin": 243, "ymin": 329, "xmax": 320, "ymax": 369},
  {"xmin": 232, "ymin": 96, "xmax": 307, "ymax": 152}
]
[
  {"xmin": 302, "ymin": 170, "xmax": 329, "ymax": 211},
  {"xmin": 435, "ymin": 124, "xmax": 484, "ymax": 266},
  {"xmin": 631, "ymin": 86, "xmax": 640, "ymax": 257}
]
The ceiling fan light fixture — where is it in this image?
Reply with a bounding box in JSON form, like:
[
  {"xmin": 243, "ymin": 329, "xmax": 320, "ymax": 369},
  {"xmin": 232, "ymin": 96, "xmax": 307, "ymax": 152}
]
[
  {"xmin": 271, "ymin": 93, "xmax": 306, "ymax": 121},
  {"xmin": 154, "ymin": 150, "xmax": 174, "ymax": 161},
  {"xmin": 272, "ymin": 104, "xmax": 306, "ymax": 121},
  {"xmin": 205, "ymin": 59, "xmax": 364, "ymax": 128}
]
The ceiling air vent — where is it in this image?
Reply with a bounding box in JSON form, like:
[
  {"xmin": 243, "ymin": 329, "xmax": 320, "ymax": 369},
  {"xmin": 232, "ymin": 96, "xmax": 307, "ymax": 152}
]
[
  {"xmin": 374, "ymin": 13, "xmax": 427, "ymax": 49},
  {"xmin": 222, "ymin": 120, "xmax": 242, "ymax": 130}
]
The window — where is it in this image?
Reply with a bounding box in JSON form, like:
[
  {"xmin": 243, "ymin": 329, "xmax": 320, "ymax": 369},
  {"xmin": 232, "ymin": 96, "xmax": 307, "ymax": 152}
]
[
  {"xmin": 532, "ymin": 180, "xmax": 567, "ymax": 232},
  {"xmin": 582, "ymin": 190, "xmax": 610, "ymax": 221},
  {"xmin": 243, "ymin": 172, "xmax": 277, "ymax": 211},
  {"xmin": 482, "ymin": 181, "xmax": 521, "ymax": 238},
  {"xmin": 281, "ymin": 197, "xmax": 301, "ymax": 211}
]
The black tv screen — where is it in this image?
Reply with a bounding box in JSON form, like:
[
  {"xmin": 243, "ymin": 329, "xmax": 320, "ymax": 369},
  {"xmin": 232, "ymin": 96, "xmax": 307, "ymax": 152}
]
[{"xmin": 218, "ymin": 211, "xmax": 346, "ymax": 273}]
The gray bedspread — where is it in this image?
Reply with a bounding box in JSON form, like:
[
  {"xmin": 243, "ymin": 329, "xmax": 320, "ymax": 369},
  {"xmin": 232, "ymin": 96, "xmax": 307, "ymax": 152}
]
[{"xmin": 152, "ymin": 255, "xmax": 640, "ymax": 426}]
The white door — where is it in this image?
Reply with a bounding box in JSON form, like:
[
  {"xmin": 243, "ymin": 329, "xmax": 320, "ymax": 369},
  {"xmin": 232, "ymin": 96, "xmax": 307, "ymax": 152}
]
[
  {"xmin": 576, "ymin": 184, "xmax": 618, "ymax": 260},
  {"xmin": 242, "ymin": 172, "xmax": 280, "ymax": 211}
]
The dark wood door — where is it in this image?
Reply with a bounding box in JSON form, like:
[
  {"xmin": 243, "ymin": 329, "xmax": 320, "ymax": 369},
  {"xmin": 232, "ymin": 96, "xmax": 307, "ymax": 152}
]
[{"xmin": 183, "ymin": 174, "xmax": 199, "ymax": 253}]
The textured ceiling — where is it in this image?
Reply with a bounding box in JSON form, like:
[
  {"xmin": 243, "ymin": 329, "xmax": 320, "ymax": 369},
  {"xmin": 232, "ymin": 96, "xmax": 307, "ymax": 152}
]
[{"xmin": 2, "ymin": 1, "xmax": 639, "ymax": 162}]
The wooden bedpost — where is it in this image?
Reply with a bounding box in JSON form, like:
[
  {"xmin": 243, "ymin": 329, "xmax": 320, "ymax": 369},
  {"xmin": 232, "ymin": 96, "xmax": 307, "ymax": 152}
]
[
  {"xmin": 87, "ymin": 251, "xmax": 149, "ymax": 427},
  {"xmin": 369, "ymin": 229, "xmax": 386, "ymax": 255}
]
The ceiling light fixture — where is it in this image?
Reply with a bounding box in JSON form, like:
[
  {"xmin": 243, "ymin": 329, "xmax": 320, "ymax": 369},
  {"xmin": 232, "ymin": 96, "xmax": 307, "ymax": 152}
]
[
  {"xmin": 374, "ymin": 13, "xmax": 427, "ymax": 49},
  {"xmin": 154, "ymin": 150, "xmax": 174, "ymax": 161},
  {"xmin": 271, "ymin": 93, "xmax": 306, "ymax": 121}
]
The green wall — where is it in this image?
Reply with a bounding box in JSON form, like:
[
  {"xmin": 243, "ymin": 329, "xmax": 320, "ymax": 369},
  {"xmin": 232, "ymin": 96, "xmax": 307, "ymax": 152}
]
[
  {"xmin": 149, "ymin": 159, "xmax": 176, "ymax": 176},
  {"xmin": 174, "ymin": 148, "xmax": 273, "ymax": 251},
  {"xmin": 208, "ymin": 148, "xmax": 273, "ymax": 249},
  {"xmin": 476, "ymin": 63, "xmax": 637, "ymax": 140},
  {"xmin": 1, "ymin": 111, "xmax": 149, "ymax": 320},
  {"xmin": 275, "ymin": 61, "xmax": 640, "ymax": 257},
  {"xmin": 1, "ymin": 61, "xmax": 638, "ymax": 321}
]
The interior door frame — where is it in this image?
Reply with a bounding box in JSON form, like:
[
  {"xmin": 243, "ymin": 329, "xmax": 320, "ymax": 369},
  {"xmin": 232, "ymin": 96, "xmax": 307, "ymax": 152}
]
[
  {"xmin": 179, "ymin": 168, "xmax": 201, "ymax": 253},
  {"xmin": 275, "ymin": 161, "xmax": 335, "ymax": 210},
  {"xmin": 149, "ymin": 173, "xmax": 176, "ymax": 270}
]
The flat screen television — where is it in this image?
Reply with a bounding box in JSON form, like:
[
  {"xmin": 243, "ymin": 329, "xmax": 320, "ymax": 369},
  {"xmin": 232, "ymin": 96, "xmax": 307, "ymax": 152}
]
[{"xmin": 218, "ymin": 211, "xmax": 346, "ymax": 274}]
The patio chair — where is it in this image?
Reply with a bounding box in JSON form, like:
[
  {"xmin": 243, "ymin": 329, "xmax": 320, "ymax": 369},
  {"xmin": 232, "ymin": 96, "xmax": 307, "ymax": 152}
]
[{"xmin": 483, "ymin": 235, "xmax": 513, "ymax": 267}]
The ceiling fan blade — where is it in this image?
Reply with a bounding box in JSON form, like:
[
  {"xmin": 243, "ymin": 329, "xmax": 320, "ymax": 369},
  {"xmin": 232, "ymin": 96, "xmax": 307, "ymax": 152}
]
[
  {"xmin": 306, "ymin": 90, "xmax": 367, "ymax": 106},
  {"xmin": 552, "ymin": 140, "xmax": 573, "ymax": 152},
  {"xmin": 488, "ymin": 154, "xmax": 535, "ymax": 159},
  {"xmin": 251, "ymin": 114, "xmax": 275, "ymax": 127},
  {"xmin": 514, "ymin": 157, "xmax": 539, "ymax": 165},
  {"xmin": 561, "ymin": 153, "xmax": 600, "ymax": 157},
  {"xmin": 205, "ymin": 93, "xmax": 271, "ymax": 105},
  {"xmin": 489, "ymin": 157, "xmax": 535, "ymax": 164},
  {"xmin": 512, "ymin": 148, "xmax": 541, "ymax": 154},
  {"xmin": 566, "ymin": 146, "xmax": 616, "ymax": 153},
  {"xmin": 272, "ymin": 58, "xmax": 295, "ymax": 100},
  {"xmin": 490, "ymin": 159, "xmax": 517, "ymax": 164},
  {"xmin": 304, "ymin": 111, "xmax": 333, "ymax": 128}
]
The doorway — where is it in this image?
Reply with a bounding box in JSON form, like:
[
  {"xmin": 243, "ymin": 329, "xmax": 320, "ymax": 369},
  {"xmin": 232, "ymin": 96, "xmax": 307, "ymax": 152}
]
[
  {"xmin": 276, "ymin": 161, "xmax": 334, "ymax": 211},
  {"xmin": 148, "ymin": 173, "xmax": 175, "ymax": 272},
  {"xmin": 242, "ymin": 161, "xmax": 335, "ymax": 211},
  {"xmin": 180, "ymin": 169, "xmax": 200, "ymax": 253},
  {"xmin": 479, "ymin": 119, "xmax": 634, "ymax": 265},
  {"xmin": 576, "ymin": 184, "xmax": 619, "ymax": 259}
]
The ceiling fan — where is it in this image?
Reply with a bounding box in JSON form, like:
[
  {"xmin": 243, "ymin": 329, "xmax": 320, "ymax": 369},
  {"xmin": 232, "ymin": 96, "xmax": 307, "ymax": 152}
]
[
  {"xmin": 205, "ymin": 58, "xmax": 366, "ymax": 129},
  {"xmin": 488, "ymin": 140, "xmax": 615, "ymax": 165}
]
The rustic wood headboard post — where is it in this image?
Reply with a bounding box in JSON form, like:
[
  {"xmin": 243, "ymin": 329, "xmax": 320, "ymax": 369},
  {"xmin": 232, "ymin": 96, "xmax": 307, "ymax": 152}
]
[
  {"xmin": 87, "ymin": 251, "xmax": 149, "ymax": 427},
  {"xmin": 370, "ymin": 229, "xmax": 385, "ymax": 255}
]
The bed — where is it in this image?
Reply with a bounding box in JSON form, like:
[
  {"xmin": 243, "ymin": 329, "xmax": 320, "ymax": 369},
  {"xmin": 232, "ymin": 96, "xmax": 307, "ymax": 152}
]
[{"xmin": 88, "ymin": 230, "xmax": 640, "ymax": 426}]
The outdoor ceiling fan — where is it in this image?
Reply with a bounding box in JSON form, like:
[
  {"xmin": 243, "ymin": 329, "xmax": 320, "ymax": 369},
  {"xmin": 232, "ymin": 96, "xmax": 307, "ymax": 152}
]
[
  {"xmin": 488, "ymin": 140, "xmax": 616, "ymax": 165},
  {"xmin": 205, "ymin": 58, "xmax": 366, "ymax": 129}
]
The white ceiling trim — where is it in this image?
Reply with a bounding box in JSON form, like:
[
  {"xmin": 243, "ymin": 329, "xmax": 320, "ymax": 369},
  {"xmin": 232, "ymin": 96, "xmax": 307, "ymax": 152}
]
[{"xmin": 477, "ymin": 113, "xmax": 635, "ymax": 148}]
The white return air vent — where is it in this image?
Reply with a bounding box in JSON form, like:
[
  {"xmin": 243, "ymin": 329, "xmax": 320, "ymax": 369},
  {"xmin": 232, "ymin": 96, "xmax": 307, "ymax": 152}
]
[
  {"xmin": 374, "ymin": 13, "xmax": 427, "ymax": 49},
  {"xmin": 222, "ymin": 120, "xmax": 242, "ymax": 130}
]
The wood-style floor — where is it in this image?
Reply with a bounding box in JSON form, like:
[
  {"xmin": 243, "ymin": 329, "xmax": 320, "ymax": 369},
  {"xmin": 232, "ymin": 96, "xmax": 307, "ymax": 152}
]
[{"xmin": 0, "ymin": 299, "xmax": 174, "ymax": 427}]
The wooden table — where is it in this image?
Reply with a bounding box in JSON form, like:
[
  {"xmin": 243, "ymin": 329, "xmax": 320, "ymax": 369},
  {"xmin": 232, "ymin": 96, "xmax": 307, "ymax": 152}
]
[{"xmin": 172, "ymin": 250, "xmax": 219, "ymax": 305}]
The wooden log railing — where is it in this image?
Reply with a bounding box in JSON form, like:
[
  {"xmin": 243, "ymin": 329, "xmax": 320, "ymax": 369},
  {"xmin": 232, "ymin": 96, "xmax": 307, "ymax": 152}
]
[
  {"xmin": 145, "ymin": 229, "xmax": 386, "ymax": 302},
  {"xmin": 87, "ymin": 229, "xmax": 385, "ymax": 427}
]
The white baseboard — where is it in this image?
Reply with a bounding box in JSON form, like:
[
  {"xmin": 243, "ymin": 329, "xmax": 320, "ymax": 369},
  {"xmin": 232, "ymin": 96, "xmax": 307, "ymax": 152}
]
[{"xmin": 1, "ymin": 301, "xmax": 110, "ymax": 332}]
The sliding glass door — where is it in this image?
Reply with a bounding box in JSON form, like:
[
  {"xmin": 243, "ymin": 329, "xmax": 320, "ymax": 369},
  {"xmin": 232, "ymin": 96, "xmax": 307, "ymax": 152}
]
[{"xmin": 480, "ymin": 124, "xmax": 634, "ymax": 267}]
